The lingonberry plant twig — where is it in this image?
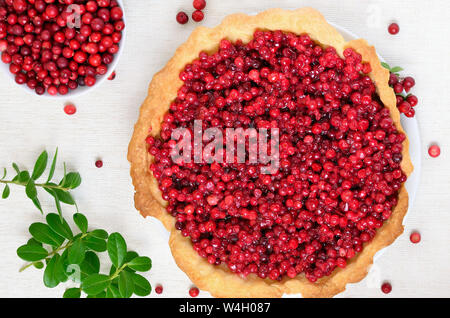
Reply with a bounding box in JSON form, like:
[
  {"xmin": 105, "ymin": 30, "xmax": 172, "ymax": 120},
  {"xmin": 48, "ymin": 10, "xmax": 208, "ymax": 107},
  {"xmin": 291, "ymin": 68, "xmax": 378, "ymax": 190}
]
[
  {"xmin": 4, "ymin": 149, "xmax": 153, "ymax": 298},
  {"xmin": 17, "ymin": 212, "xmax": 152, "ymax": 298},
  {"xmin": 0, "ymin": 149, "xmax": 80, "ymax": 215}
]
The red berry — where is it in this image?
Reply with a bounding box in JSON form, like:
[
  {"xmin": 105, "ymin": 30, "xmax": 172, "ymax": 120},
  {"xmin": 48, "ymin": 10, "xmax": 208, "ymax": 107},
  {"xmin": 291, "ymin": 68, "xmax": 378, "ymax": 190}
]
[
  {"xmin": 64, "ymin": 104, "xmax": 77, "ymax": 115},
  {"xmin": 406, "ymin": 95, "xmax": 418, "ymax": 107},
  {"xmin": 108, "ymin": 71, "xmax": 116, "ymax": 80},
  {"xmin": 193, "ymin": 0, "xmax": 207, "ymax": 10},
  {"xmin": 388, "ymin": 23, "xmax": 399, "ymax": 35},
  {"xmin": 176, "ymin": 12, "xmax": 189, "ymax": 25},
  {"xmin": 95, "ymin": 160, "xmax": 103, "ymax": 168},
  {"xmin": 381, "ymin": 282, "xmax": 392, "ymax": 294},
  {"xmin": 393, "ymin": 82, "xmax": 403, "ymax": 94},
  {"xmin": 155, "ymin": 285, "xmax": 163, "ymax": 294},
  {"xmin": 428, "ymin": 145, "xmax": 440, "ymax": 158},
  {"xmin": 189, "ymin": 287, "xmax": 199, "ymax": 297},
  {"xmin": 403, "ymin": 76, "xmax": 415, "ymax": 92},
  {"xmin": 192, "ymin": 10, "xmax": 204, "ymax": 22},
  {"xmin": 410, "ymin": 232, "xmax": 421, "ymax": 244}
]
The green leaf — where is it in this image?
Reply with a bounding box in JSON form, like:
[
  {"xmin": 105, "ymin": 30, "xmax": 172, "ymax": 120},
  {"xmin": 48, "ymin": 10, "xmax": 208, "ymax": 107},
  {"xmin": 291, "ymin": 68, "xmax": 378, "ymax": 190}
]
[
  {"xmin": 87, "ymin": 291, "xmax": 106, "ymax": 298},
  {"xmin": 89, "ymin": 229, "xmax": 108, "ymax": 240},
  {"xmin": 118, "ymin": 271, "xmax": 134, "ymax": 298},
  {"xmin": 381, "ymin": 62, "xmax": 391, "ymax": 70},
  {"xmin": 128, "ymin": 256, "xmax": 152, "ymax": 272},
  {"xmin": 73, "ymin": 213, "xmax": 88, "ymax": 233},
  {"xmin": 17, "ymin": 244, "xmax": 48, "ymax": 262},
  {"xmin": 81, "ymin": 274, "xmax": 111, "ymax": 296},
  {"xmin": 390, "ymin": 66, "xmax": 404, "ymax": 73},
  {"xmin": 63, "ymin": 288, "xmax": 81, "ymax": 298},
  {"xmin": 125, "ymin": 251, "xmax": 139, "ymax": 262},
  {"xmin": 2, "ymin": 184, "xmax": 10, "ymax": 199},
  {"xmin": 132, "ymin": 273, "xmax": 151, "ymax": 297},
  {"xmin": 51, "ymin": 189, "xmax": 63, "ymax": 218},
  {"xmin": 55, "ymin": 250, "xmax": 68, "ymax": 283},
  {"xmin": 44, "ymin": 186, "xmax": 76, "ymax": 205},
  {"xmin": 12, "ymin": 163, "xmax": 20, "ymax": 174},
  {"xmin": 43, "ymin": 254, "xmax": 61, "ymax": 288},
  {"xmin": 27, "ymin": 238, "xmax": 42, "ymax": 247},
  {"xmin": 33, "ymin": 261, "xmax": 44, "ymax": 269},
  {"xmin": 80, "ymin": 251, "xmax": 100, "ymax": 276},
  {"xmin": 46, "ymin": 213, "xmax": 73, "ymax": 239},
  {"xmin": 31, "ymin": 197, "xmax": 43, "ymax": 214},
  {"xmin": 47, "ymin": 148, "xmax": 58, "ymax": 182},
  {"xmin": 18, "ymin": 170, "xmax": 30, "ymax": 183},
  {"xmin": 1, "ymin": 167, "xmax": 6, "ymax": 180},
  {"xmin": 29, "ymin": 223, "xmax": 65, "ymax": 246},
  {"xmin": 25, "ymin": 179, "xmax": 37, "ymax": 199},
  {"xmin": 106, "ymin": 284, "xmax": 121, "ymax": 298},
  {"xmin": 84, "ymin": 236, "xmax": 107, "ymax": 252},
  {"xmin": 60, "ymin": 172, "xmax": 82, "ymax": 189},
  {"xmin": 107, "ymin": 233, "xmax": 127, "ymax": 268},
  {"xmin": 68, "ymin": 239, "xmax": 85, "ymax": 265},
  {"xmin": 32, "ymin": 151, "xmax": 48, "ymax": 180}
]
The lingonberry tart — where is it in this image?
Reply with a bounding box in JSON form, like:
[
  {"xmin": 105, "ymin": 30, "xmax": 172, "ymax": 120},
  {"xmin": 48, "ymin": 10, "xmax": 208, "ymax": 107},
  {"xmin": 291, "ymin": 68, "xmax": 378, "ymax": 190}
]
[{"xmin": 128, "ymin": 8, "xmax": 413, "ymax": 298}]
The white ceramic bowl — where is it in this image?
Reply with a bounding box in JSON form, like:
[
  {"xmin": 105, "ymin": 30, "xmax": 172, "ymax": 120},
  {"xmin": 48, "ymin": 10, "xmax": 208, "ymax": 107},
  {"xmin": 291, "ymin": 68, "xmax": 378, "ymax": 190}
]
[{"xmin": 0, "ymin": 0, "xmax": 126, "ymax": 99}]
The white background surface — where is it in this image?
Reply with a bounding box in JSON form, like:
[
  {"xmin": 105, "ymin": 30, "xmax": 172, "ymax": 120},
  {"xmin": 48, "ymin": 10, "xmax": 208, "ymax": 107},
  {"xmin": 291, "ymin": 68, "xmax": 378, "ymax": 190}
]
[{"xmin": 0, "ymin": 0, "xmax": 449, "ymax": 298}]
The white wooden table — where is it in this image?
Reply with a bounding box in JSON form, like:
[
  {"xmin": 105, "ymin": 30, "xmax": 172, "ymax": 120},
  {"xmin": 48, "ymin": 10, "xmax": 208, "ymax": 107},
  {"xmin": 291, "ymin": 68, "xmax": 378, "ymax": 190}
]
[{"xmin": 0, "ymin": 0, "xmax": 449, "ymax": 298}]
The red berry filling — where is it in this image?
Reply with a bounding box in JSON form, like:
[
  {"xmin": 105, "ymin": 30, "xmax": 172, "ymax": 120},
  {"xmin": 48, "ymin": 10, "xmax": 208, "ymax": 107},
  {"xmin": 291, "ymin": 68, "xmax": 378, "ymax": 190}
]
[
  {"xmin": 147, "ymin": 30, "xmax": 407, "ymax": 282},
  {"xmin": 0, "ymin": 0, "xmax": 125, "ymax": 96}
]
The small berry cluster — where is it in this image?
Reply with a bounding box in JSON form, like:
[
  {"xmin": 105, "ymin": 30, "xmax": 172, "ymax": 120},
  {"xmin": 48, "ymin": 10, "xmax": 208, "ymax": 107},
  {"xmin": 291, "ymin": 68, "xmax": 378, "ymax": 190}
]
[
  {"xmin": 176, "ymin": 0, "xmax": 206, "ymax": 25},
  {"xmin": 382, "ymin": 63, "xmax": 418, "ymax": 118}
]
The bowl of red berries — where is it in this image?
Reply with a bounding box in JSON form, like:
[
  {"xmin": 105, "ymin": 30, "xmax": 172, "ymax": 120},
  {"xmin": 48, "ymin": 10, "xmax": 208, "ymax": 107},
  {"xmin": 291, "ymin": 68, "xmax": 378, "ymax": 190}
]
[{"xmin": 0, "ymin": 0, "xmax": 126, "ymax": 98}]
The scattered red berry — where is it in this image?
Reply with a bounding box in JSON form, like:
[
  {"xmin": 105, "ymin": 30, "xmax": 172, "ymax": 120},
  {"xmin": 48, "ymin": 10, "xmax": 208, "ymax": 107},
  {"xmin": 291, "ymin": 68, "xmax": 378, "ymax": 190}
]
[
  {"xmin": 410, "ymin": 232, "xmax": 421, "ymax": 244},
  {"xmin": 176, "ymin": 12, "xmax": 189, "ymax": 25},
  {"xmin": 402, "ymin": 76, "xmax": 415, "ymax": 92},
  {"xmin": 193, "ymin": 0, "xmax": 207, "ymax": 10},
  {"xmin": 95, "ymin": 160, "xmax": 103, "ymax": 168},
  {"xmin": 406, "ymin": 95, "xmax": 418, "ymax": 107},
  {"xmin": 155, "ymin": 285, "xmax": 163, "ymax": 294},
  {"xmin": 192, "ymin": 10, "xmax": 204, "ymax": 22},
  {"xmin": 0, "ymin": 0, "xmax": 125, "ymax": 96},
  {"xmin": 189, "ymin": 287, "xmax": 199, "ymax": 297},
  {"xmin": 64, "ymin": 104, "xmax": 77, "ymax": 115},
  {"xmin": 381, "ymin": 282, "xmax": 392, "ymax": 294},
  {"xmin": 108, "ymin": 71, "xmax": 116, "ymax": 80},
  {"xmin": 388, "ymin": 23, "xmax": 400, "ymax": 35},
  {"xmin": 428, "ymin": 145, "xmax": 441, "ymax": 158}
]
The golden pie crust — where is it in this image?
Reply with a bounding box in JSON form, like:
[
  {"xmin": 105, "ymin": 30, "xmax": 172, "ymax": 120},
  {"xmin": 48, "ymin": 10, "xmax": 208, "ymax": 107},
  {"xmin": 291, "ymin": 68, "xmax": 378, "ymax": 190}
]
[{"xmin": 128, "ymin": 7, "xmax": 414, "ymax": 298}]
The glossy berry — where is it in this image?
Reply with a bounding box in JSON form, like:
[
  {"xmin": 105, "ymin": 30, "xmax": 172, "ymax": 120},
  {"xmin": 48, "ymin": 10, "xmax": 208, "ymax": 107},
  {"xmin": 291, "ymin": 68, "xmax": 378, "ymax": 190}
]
[
  {"xmin": 64, "ymin": 104, "xmax": 77, "ymax": 115},
  {"xmin": 155, "ymin": 285, "xmax": 163, "ymax": 294},
  {"xmin": 410, "ymin": 232, "xmax": 421, "ymax": 244},
  {"xmin": 95, "ymin": 160, "xmax": 103, "ymax": 168},
  {"xmin": 428, "ymin": 145, "xmax": 440, "ymax": 158},
  {"xmin": 176, "ymin": 12, "xmax": 189, "ymax": 25},
  {"xmin": 108, "ymin": 71, "xmax": 116, "ymax": 80},
  {"xmin": 381, "ymin": 282, "xmax": 392, "ymax": 294},
  {"xmin": 388, "ymin": 23, "xmax": 399, "ymax": 35},
  {"xmin": 193, "ymin": 0, "xmax": 207, "ymax": 10},
  {"xmin": 192, "ymin": 10, "xmax": 204, "ymax": 22},
  {"xmin": 189, "ymin": 287, "xmax": 199, "ymax": 297}
]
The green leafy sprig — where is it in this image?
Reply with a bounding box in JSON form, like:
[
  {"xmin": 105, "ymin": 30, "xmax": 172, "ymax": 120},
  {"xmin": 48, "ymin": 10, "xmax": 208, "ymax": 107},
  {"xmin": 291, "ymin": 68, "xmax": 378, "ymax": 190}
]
[
  {"xmin": 3, "ymin": 150, "xmax": 153, "ymax": 298},
  {"xmin": 381, "ymin": 62, "xmax": 403, "ymax": 76},
  {"xmin": 0, "ymin": 149, "xmax": 80, "ymax": 216},
  {"xmin": 17, "ymin": 213, "xmax": 152, "ymax": 298}
]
